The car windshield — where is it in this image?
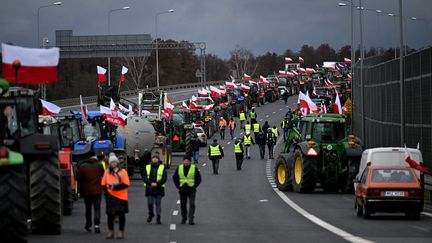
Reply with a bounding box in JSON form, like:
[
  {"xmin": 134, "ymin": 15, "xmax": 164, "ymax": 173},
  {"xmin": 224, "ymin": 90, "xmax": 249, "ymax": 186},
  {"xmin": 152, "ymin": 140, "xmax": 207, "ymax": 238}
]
[
  {"xmin": 278, "ymin": 78, "xmax": 287, "ymax": 86},
  {"xmin": 371, "ymin": 169, "xmax": 416, "ymax": 183},
  {"xmin": 83, "ymin": 122, "xmax": 101, "ymax": 143},
  {"xmin": 311, "ymin": 122, "xmax": 345, "ymax": 142}
]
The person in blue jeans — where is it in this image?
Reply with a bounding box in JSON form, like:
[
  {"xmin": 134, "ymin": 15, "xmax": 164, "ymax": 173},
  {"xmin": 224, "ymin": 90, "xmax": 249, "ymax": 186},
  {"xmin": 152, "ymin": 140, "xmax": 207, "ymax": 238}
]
[
  {"xmin": 191, "ymin": 134, "xmax": 201, "ymax": 164},
  {"xmin": 143, "ymin": 155, "xmax": 167, "ymax": 224},
  {"xmin": 255, "ymin": 131, "xmax": 266, "ymax": 160}
]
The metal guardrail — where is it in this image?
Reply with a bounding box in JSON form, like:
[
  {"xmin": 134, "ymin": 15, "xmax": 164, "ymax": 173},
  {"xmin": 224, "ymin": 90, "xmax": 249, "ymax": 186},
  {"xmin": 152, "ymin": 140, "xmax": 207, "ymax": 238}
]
[{"xmin": 53, "ymin": 80, "xmax": 225, "ymax": 107}]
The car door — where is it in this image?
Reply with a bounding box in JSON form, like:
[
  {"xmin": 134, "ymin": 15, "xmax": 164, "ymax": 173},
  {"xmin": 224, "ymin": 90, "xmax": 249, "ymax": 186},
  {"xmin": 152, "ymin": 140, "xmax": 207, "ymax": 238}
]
[{"xmin": 356, "ymin": 167, "xmax": 369, "ymax": 205}]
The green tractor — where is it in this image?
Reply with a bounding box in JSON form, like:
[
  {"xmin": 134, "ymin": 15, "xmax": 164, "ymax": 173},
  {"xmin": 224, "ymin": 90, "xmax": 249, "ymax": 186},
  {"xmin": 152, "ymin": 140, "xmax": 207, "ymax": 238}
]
[
  {"xmin": 274, "ymin": 113, "xmax": 362, "ymax": 193},
  {"xmin": 0, "ymin": 79, "xmax": 62, "ymax": 242},
  {"xmin": 167, "ymin": 109, "xmax": 194, "ymax": 154}
]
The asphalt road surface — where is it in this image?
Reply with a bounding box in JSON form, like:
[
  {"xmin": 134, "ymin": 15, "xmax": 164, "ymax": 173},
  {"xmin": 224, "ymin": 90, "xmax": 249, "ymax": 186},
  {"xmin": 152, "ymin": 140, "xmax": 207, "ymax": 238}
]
[{"xmin": 29, "ymin": 96, "xmax": 432, "ymax": 243}]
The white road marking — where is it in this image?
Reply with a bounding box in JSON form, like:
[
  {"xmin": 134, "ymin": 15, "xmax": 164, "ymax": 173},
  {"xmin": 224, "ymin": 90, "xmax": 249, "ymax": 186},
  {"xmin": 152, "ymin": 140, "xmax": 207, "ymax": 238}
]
[
  {"xmin": 259, "ymin": 119, "xmax": 263, "ymax": 122},
  {"xmin": 266, "ymin": 115, "xmax": 269, "ymax": 118},
  {"xmin": 411, "ymin": 225, "xmax": 429, "ymax": 232},
  {"xmin": 177, "ymin": 200, "xmax": 180, "ymax": 204},
  {"xmin": 202, "ymin": 163, "xmax": 206, "ymax": 167},
  {"xmin": 222, "ymin": 147, "xmax": 225, "ymax": 149},
  {"xmin": 279, "ymin": 108, "xmax": 283, "ymax": 111},
  {"xmin": 421, "ymin": 212, "xmax": 432, "ymax": 217},
  {"xmin": 272, "ymin": 111, "xmax": 276, "ymax": 114},
  {"xmin": 227, "ymin": 142, "xmax": 231, "ymax": 145},
  {"xmin": 240, "ymin": 132, "xmax": 244, "ymax": 135},
  {"xmin": 170, "ymin": 224, "xmax": 176, "ymax": 230},
  {"xmin": 172, "ymin": 210, "xmax": 179, "ymax": 216},
  {"xmin": 169, "ymin": 241, "xmax": 177, "ymax": 243},
  {"xmin": 259, "ymin": 199, "xmax": 269, "ymax": 202}
]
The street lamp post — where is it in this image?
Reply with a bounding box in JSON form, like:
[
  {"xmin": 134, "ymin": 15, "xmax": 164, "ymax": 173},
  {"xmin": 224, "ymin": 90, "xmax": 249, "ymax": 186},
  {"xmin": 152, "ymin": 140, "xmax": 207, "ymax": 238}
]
[
  {"xmin": 359, "ymin": 0, "xmax": 366, "ymax": 145},
  {"xmin": 399, "ymin": 0, "xmax": 405, "ymax": 145},
  {"xmin": 37, "ymin": 1, "xmax": 62, "ymax": 100},
  {"xmin": 388, "ymin": 13, "xmax": 398, "ymax": 58},
  {"xmin": 155, "ymin": 9, "xmax": 174, "ymax": 90},
  {"xmin": 376, "ymin": 10, "xmax": 382, "ymax": 54},
  {"xmin": 107, "ymin": 6, "xmax": 130, "ymax": 86}
]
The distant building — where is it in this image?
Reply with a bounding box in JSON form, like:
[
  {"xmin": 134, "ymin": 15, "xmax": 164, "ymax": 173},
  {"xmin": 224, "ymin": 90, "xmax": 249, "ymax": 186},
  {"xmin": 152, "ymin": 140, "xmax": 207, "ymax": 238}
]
[{"xmin": 55, "ymin": 30, "xmax": 153, "ymax": 58}]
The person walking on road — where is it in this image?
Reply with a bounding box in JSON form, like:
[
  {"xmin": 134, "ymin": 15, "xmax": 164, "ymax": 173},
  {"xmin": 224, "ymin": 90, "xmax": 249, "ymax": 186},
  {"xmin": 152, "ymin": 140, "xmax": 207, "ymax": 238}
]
[
  {"xmin": 173, "ymin": 156, "xmax": 202, "ymax": 225},
  {"xmin": 76, "ymin": 153, "xmax": 104, "ymax": 234},
  {"xmin": 218, "ymin": 117, "xmax": 227, "ymax": 140},
  {"xmin": 255, "ymin": 131, "xmax": 266, "ymax": 160},
  {"xmin": 283, "ymin": 90, "xmax": 289, "ymax": 104},
  {"xmin": 228, "ymin": 118, "xmax": 236, "ymax": 140},
  {"xmin": 281, "ymin": 117, "xmax": 291, "ymax": 142},
  {"xmin": 208, "ymin": 139, "xmax": 224, "ymax": 174},
  {"xmin": 233, "ymin": 138, "xmax": 244, "ymax": 170},
  {"xmin": 271, "ymin": 125, "xmax": 279, "ymax": 141},
  {"xmin": 191, "ymin": 134, "xmax": 201, "ymax": 164},
  {"xmin": 143, "ymin": 155, "xmax": 167, "ymax": 225},
  {"xmin": 239, "ymin": 109, "xmax": 247, "ymax": 129},
  {"xmin": 286, "ymin": 108, "xmax": 293, "ymax": 120},
  {"xmin": 262, "ymin": 121, "xmax": 270, "ymax": 135},
  {"xmin": 244, "ymin": 121, "xmax": 252, "ymax": 134},
  {"xmin": 266, "ymin": 128, "xmax": 276, "ymax": 159},
  {"xmin": 101, "ymin": 155, "xmax": 130, "ymax": 239},
  {"xmin": 249, "ymin": 108, "xmax": 257, "ymax": 124},
  {"xmin": 253, "ymin": 122, "xmax": 261, "ymax": 141},
  {"xmin": 243, "ymin": 132, "xmax": 254, "ymax": 159}
]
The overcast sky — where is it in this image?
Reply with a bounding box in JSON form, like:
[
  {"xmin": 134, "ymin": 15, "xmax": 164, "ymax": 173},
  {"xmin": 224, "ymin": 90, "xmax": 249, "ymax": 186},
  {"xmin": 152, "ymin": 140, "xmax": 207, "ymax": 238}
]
[{"xmin": 0, "ymin": 0, "xmax": 431, "ymax": 58}]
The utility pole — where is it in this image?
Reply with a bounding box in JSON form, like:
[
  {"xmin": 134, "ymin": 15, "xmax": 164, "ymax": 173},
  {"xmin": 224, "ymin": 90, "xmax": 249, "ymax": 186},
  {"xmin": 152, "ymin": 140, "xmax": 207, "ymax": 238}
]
[{"xmin": 399, "ymin": 0, "xmax": 405, "ymax": 145}]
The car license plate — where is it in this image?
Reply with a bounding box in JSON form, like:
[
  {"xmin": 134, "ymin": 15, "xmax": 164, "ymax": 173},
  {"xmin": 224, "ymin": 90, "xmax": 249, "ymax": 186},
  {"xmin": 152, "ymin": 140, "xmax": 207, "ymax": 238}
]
[{"xmin": 384, "ymin": 191, "xmax": 405, "ymax": 197}]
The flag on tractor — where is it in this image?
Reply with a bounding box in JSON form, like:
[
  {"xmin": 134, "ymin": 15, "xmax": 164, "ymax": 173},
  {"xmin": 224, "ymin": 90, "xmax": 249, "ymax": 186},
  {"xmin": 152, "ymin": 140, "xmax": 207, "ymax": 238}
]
[{"xmin": 119, "ymin": 66, "xmax": 128, "ymax": 83}]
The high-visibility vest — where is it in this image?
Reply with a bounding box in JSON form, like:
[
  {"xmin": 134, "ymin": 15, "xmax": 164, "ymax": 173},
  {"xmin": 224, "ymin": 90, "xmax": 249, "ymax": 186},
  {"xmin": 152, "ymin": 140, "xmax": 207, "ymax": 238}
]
[
  {"xmin": 249, "ymin": 111, "xmax": 257, "ymax": 119},
  {"xmin": 245, "ymin": 124, "xmax": 252, "ymax": 133},
  {"xmin": 179, "ymin": 164, "xmax": 196, "ymax": 187},
  {"xmin": 244, "ymin": 135, "xmax": 252, "ymax": 145},
  {"xmin": 219, "ymin": 119, "xmax": 227, "ymax": 127},
  {"xmin": 234, "ymin": 143, "xmax": 242, "ymax": 153},
  {"xmin": 101, "ymin": 169, "xmax": 130, "ymax": 201},
  {"xmin": 101, "ymin": 161, "xmax": 107, "ymax": 171},
  {"xmin": 239, "ymin": 112, "xmax": 246, "ymax": 121},
  {"xmin": 253, "ymin": 123, "xmax": 260, "ymax": 133},
  {"xmin": 144, "ymin": 164, "xmax": 165, "ymax": 188},
  {"xmin": 228, "ymin": 121, "xmax": 235, "ymax": 130},
  {"xmin": 281, "ymin": 120, "xmax": 289, "ymax": 129},
  {"xmin": 210, "ymin": 145, "xmax": 222, "ymax": 156},
  {"xmin": 272, "ymin": 128, "xmax": 278, "ymax": 138}
]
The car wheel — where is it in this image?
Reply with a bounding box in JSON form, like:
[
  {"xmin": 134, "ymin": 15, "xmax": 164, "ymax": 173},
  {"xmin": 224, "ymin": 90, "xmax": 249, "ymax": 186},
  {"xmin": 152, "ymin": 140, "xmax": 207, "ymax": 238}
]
[{"xmin": 356, "ymin": 201, "xmax": 363, "ymax": 217}]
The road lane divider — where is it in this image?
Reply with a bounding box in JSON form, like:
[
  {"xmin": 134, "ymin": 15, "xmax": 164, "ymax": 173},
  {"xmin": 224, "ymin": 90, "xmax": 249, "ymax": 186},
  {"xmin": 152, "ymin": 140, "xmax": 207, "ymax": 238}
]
[{"xmin": 170, "ymin": 224, "xmax": 176, "ymax": 230}]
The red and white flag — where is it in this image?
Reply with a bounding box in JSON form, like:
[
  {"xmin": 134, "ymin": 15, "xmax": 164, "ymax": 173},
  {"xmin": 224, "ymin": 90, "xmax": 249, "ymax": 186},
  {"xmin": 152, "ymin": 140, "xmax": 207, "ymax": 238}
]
[
  {"xmin": 80, "ymin": 95, "xmax": 88, "ymax": 125},
  {"xmin": 249, "ymin": 80, "xmax": 258, "ymax": 85},
  {"xmin": 286, "ymin": 71, "xmax": 295, "ymax": 77},
  {"xmin": 278, "ymin": 70, "xmax": 287, "ymax": 77},
  {"xmin": 344, "ymin": 58, "xmax": 352, "ymax": 64},
  {"xmin": 299, "ymin": 57, "xmax": 304, "ymax": 63},
  {"xmin": 291, "ymin": 70, "xmax": 298, "ymax": 76},
  {"xmin": 259, "ymin": 75, "xmax": 270, "ymax": 85},
  {"xmin": 298, "ymin": 91, "xmax": 319, "ymax": 115},
  {"xmin": 119, "ymin": 66, "xmax": 128, "ymax": 83},
  {"xmin": 404, "ymin": 146, "xmax": 429, "ymax": 172},
  {"xmin": 230, "ymin": 75, "xmax": 236, "ymax": 82},
  {"xmin": 298, "ymin": 67, "xmax": 306, "ymax": 74},
  {"xmin": 320, "ymin": 102, "xmax": 327, "ymax": 114},
  {"xmin": 347, "ymin": 73, "xmax": 352, "ymax": 80},
  {"xmin": 1, "ymin": 43, "xmax": 59, "ymax": 84},
  {"xmin": 285, "ymin": 57, "xmax": 293, "ymax": 63},
  {"xmin": 240, "ymin": 84, "xmax": 250, "ymax": 91},
  {"xmin": 334, "ymin": 91, "xmax": 343, "ymax": 114},
  {"xmin": 198, "ymin": 88, "xmax": 209, "ymax": 96},
  {"xmin": 243, "ymin": 73, "xmax": 252, "ymax": 81},
  {"xmin": 97, "ymin": 66, "xmax": 107, "ymax": 83},
  {"xmin": 40, "ymin": 99, "xmax": 61, "ymax": 115},
  {"xmin": 210, "ymin": 86, "xmax": 222, "ymax": 98},
  {"xmin": 225, "ymin": 81, "xmax": 237, "ymax": 88},
  {"xmin": 162, "ymin": 93, "xmax": 174, "ymax": 120},
  {"xmin": 100, "ymin": 98, "xmax": 127, "ymax": 127},
  {"xmin": 306, "ymin": 68, "xmax": 315, "ymax": 74},
  {"xmin": 316, "ymin": 64, "xmax": 320, "ymax": 69},
  {"xmin": 181, "ymin": 101, "xmax": 189, "ymax": 111}
]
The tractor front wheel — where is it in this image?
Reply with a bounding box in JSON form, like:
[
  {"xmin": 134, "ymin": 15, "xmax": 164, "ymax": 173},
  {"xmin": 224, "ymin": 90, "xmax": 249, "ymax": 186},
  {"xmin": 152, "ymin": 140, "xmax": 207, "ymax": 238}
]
[
  {"xmin": 292, "ymin": 149, "xmax": 317, "ymax": 193},
  {"xmin": 274, "ymin": 156, "xmax": 293, "ymax": 191}
]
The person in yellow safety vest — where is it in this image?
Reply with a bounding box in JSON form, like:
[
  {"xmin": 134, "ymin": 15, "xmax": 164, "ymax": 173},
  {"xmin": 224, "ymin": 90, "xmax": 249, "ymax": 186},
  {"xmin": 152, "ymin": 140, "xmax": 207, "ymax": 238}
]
[
  {"xmin": 173, "ymin": 156, "xmax": 202, "ymax": 225},
  {"xmin": 266, "ymin": 128, "xmax": 277, "ymax": 159},
  {"xmin": 280, "ymin": 117, "xmax": 291, "ymax": 142},
  {"xmin": 253, "ymin": 122, "xmax": 261, "ymax": 141},
  {"xmin": 239, "ymin": 110, "xmax": 247, "ymax": 129},
  {"xmin": 207, "ymin": 139, "xmax": 224, "ymax": 174},
  {"xmin": 98, "ymin": 152, "xmax": 109, "ymax": 171},
  {"xmin": 244, "ymin": 121, "xmax": 252, "ymax": 134},
  {"xmin": 271, "ymin": 125, "xmax": 279, "ymax": 140},
  {"xmin": 142, "ymin": 155, "xmax": 167, "ymax": 224},
  {"xmin": 249, "ymin": 108, "xmax": 257, "ymax": 124},
  {"xmin": 243, "ymin": 132, "xmax": 255, "ymax": 159},
  {"xmin": 233, "ymin": 138, "xmax": 244, "ymax": 170}
]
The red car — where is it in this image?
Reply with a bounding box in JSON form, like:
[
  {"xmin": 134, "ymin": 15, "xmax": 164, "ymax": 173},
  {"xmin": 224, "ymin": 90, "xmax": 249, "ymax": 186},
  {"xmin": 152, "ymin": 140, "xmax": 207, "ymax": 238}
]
[{"xmin": 355, "ymin": 166, "xmax": 423, "ymax": 219}]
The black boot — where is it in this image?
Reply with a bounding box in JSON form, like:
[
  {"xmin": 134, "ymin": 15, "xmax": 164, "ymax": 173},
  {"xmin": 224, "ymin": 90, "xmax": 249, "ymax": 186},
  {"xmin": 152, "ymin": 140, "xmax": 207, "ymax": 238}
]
[
  {"xmin": 156, "ymin": 215, "xmax": 161, "ymax": 224},
  {"xmin": 181, "ymin": 218, "xmax": 187, "ymax": 224},
  {"xmin": 147, "ymin": 214, "xmax": 154, "ymax": 223}
]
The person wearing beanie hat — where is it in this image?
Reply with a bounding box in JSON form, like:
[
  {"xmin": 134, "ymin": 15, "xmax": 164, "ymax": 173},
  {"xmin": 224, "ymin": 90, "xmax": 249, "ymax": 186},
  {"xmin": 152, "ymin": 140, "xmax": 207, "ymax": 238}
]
[
  {"xmin": 173, "ymin": 156, "xmax": 202, "ymax": 225},
  {"xmin": 143, "ymin": 155, "xmax": 167, "ymax": 224},
  {"xmin": 208, "ymin": 139, "xmax": 224, "ymax": 174},
  {"xmin": 101, "ymin": 154, "xmax": 130, "ymax": 239}
]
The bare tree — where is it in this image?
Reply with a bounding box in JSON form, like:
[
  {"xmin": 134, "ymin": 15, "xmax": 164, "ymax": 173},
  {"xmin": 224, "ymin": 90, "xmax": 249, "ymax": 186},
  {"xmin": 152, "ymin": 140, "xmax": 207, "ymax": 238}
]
[
  {"xmin": 120, "ymin": 56, "xmax": 150, "ymax": 90},
  {"xmin": 229, "ymin": 46, "xmax": 259, "ymax": 78}
]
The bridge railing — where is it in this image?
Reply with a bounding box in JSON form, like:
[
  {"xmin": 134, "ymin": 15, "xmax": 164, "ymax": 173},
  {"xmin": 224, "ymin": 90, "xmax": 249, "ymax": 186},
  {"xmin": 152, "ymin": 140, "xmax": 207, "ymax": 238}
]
[{"xmin": 53, "ymin": 80, "xmax": 225, "ymax": 107}]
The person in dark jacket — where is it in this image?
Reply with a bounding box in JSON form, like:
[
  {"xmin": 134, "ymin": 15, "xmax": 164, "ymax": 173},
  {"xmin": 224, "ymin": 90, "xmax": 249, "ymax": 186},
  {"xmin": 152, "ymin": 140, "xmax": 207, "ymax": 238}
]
[
  {"xmin": 233, "ymin": 138, "xmax": 244, "ymax": 170},
  {"xmin": 266, "ymin": 128, "xmax": 276, "ymax": 159},
  {"xmin": 101, "ymin": 155, "xmax": 130, "ymax": 239},
  {"xmin": 142, "ymin": 155, "xmax": 167, "ymax": 224},
  {"xmin": 76, "ymin": 154, "xmax": 104, "ymax": 233},
  {"xmin": 262, "ymin": 121, "xmax": 270, "ymax": 136},
  {"xmin": 191, "ymin": 134, "xmax": 201, "ymax": 164},
  {"xmin": 173, "ymin": 156, "xmax": 202, "ymax": 225},
  {"xmin": 255, "ymin": 131, "xmax": 266, "ymax": 160},
  {"xmin": 207, "ymin": 139, "xmax": 224, "ymax": 174},
  {"xmin": 283, "ymin": 90, "xmax": 289, "ymax": 104}
]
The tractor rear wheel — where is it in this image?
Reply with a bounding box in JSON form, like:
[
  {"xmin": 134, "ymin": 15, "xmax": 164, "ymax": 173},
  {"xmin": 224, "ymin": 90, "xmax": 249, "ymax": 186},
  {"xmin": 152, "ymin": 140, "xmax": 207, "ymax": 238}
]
[
  {"xmin": 292, "ymin": 149, "xmax": 317, "ymax": 193},
  {"xmin": 274, "ymin": 156, "xmax": 293, "ymax": 191},
  {"xmin": 0, "ymin": 164, "xmax": 27, "ymax": 243},
  {"xmin": 30, "ymin": 156, "xmax": 62, "ymax": 234}
]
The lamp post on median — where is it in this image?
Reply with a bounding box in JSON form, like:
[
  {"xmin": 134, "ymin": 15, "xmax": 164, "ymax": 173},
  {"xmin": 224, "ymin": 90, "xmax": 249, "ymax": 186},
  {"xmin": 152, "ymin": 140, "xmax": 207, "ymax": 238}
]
[
  {"xmin": 387, "ymin": 13, "xmax": 398, "ymax": 58},
  {"xmin": 107, "ymin": 6, "xmax": 130, "ymax": 86},
  {"xmin": 155, "ymin": 9, "xmax": 174, "ymax": 90}
]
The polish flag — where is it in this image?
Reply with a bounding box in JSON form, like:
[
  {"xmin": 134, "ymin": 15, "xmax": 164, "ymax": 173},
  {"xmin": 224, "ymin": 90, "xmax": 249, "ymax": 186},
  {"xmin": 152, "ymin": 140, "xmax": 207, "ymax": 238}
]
[
  {"xmin": 243, "ymin": 73, "xmax": 252, "ymax": 81},
  {"xmin": 249, "ymin": 80, "xmax": 258, "ymax": 85},
  {"xmin": 278, "ymin": 70, "xmax": 287, "ymax": 77},
  {"xmin": 347, "ymin": 73, "xmax": 352, "ymax": 80},
  {"xmin": 344, "ymin": 58, "xmax": 352, "ymax": 64},
  {"xmin": 97, "ymin": 66, "xmax": 107, "ymax": 83},
  {"xmin": 162, "ymin": 93, "xmax": 174, "ymax": 120},
  {"xmin": 181, "ymin": 101, "xmax": 189, "ymax": 111},
  {"xmin": 306, "ymin": 68, "xmax": 315, "ymax": 74},
  {"xmin": 291, "ymin": 70, "xmax": 298, "ymax": 76},
  {"xmin": 285, "ymin": 57, "xmax": 293, "ymax": 63},
  {"xmin": 316, "ymin": 64, "xmax": 320, "ymax": 69},
  {"xmin": 225, "ymin": 81, "xmax": 237, "ymax": 89},
  {"xmin": 80, "ymin": 95, "xmax": 88, "ymax": 125},
  {"xmin": 230, "ymin": 75, "xmax": 236, "ymax": 82},
  {"xmin": 299, "ymin": 57, "xmax": 304, "ymax": 63},
  {"xmin": 119, "ymin": 66, "xmax": 128, "ymax": 83},
  {"xmin": 334, "ymin": 91, "xmax": 343, "ymax": 114},
  {"xmin": 298, "ymin": 68, "xmax": 307, "ymax": 74},
  {"xmin": 240, "ymin": 84, "xmax": 250, "ymax": 91},
  {"xmin": 210, "ymin": 86, "xmax": 222, "ymax": 98},
  {"xmin": 1, "ymin": 43, "xmax": 59, "ymax": 84},
  {"xmin": 312, "ymin": 88, "xmax": 318, "ymax": 97},
  {"xmin": 404, "ymin": 146, "xmax": 429, "ymax": 172},
  {"xmin": 100, "ymin": 99, "xmax": 127, "ymax": 127},
  {"xmin": 259, "ymin": 75, "xmax": 270, "ymax": 85},
  {"xmin": 219, "ymin": 86, "xmax": 227, "ymax": 96},
  {"xmin": 298, "ymin": 91, "xmax": 319, "ymax": 114},
  {"xmin": 273, "ymin": 72, "xmax": 280, "ymax": 83},
  {"xmin": 198, "ymin": 88, "xmax": 208, "ymax": 96},
  {"xmin": 320, "ymin": 102, "xmax": 327, "ymax": 114},
  {"xmin": 327, "ymin": 79, "xmax": 334, "ymax": 86},
  {"xmin": 286, "ymin": 71, "xmax": 295, "ymax": 77},
  {"xmin": 40, "ymin": 99, "xmax": 61, "ymax": 115}
]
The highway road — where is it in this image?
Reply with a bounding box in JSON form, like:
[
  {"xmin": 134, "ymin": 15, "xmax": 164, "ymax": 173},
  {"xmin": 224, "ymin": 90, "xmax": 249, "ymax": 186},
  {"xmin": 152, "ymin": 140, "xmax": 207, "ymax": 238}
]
[{"xmin": 29, "ymin": 96, "xmax": 432, "ymax": 243}]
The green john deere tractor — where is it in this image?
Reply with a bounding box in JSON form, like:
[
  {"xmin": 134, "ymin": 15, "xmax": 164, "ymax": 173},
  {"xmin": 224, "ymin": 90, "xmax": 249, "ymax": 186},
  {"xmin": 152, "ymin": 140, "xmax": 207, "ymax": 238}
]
[
  {"xmin": 168, "ymin": 109, "xmax": 194, "ymax": 154},
  {"xmin": 274, "ymin": 113, "xmax": 362, "ymax": 193},
  {"xmin": 0, "ymin": 79, "xmax": 62, "ymax": 242}
]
